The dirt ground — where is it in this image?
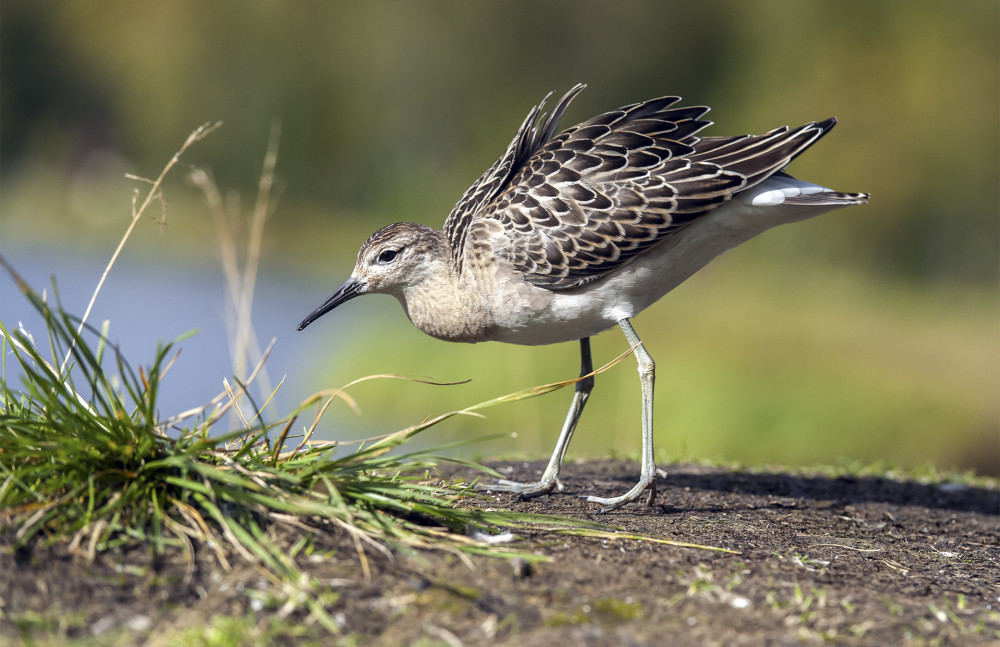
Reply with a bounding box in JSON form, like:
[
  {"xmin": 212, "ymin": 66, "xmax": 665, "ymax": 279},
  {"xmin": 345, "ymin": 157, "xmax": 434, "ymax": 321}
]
[{"xmin": 3, "ymin": 460, "xmax": 998, "ymax": 646}]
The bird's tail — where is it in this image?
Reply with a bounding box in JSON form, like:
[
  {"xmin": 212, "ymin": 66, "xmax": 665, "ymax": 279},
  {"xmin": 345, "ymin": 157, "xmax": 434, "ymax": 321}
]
[{"xmin": 747, "ymin": 171, "xmax": 869, "ymax": 208}]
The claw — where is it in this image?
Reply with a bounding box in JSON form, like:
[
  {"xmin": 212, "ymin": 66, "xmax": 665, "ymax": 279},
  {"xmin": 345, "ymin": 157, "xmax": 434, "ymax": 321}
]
[{"xmin": 584, "ymin": 470, "xmax": 659, "ymax": 513}]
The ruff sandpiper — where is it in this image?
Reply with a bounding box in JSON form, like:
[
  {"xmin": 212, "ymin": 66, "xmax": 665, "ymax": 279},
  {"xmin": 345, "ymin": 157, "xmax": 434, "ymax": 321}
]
[{"xmin": 298, "ymin": 84, "xmax": 868, "ymax": 511}]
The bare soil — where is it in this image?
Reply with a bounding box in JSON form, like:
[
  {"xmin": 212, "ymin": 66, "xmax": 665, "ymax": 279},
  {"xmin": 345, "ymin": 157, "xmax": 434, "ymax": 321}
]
[{"xmin": 3, "ymin": 460, "xmax": 998, "ymax": 646}]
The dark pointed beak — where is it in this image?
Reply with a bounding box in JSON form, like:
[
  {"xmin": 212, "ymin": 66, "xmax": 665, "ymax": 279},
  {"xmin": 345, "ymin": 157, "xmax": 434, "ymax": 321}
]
[{"xmin": 297, "ymin": 277, "xmax": 365, "ymax": 331}]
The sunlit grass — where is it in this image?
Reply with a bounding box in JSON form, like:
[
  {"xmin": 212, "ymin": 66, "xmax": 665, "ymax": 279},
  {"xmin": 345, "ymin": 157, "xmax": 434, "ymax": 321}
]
[{"xmin": 0, "ymin": 240, "xmax": 573, "ymax": 632}]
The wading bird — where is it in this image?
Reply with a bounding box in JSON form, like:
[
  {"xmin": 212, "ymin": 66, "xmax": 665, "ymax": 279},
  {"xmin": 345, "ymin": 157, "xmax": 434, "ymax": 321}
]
[{"xmin": 298, "ymin": 84, "xmax": 868, "ymax": 511}]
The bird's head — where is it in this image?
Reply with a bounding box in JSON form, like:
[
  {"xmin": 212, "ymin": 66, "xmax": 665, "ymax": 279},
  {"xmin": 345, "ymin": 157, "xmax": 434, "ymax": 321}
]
[{"xmin": 297, "ymin": 222, "xmax": 447, "ymax": 331}]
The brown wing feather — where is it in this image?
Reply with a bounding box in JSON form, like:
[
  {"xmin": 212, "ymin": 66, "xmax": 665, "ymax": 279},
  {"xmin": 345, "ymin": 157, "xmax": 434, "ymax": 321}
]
[
  {"xmin": 443, "ymin": 84, "xmax": 586, "ymax": 270},
  {"xmin": 452, "ymin": 87, "xmax": 839, "ymax": 289}
]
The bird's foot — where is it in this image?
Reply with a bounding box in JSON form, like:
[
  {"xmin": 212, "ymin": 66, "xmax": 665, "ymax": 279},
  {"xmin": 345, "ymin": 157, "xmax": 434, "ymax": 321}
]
[
  {"xmin": 477, "ymin": 476, "xmax": 564, "ymax": 500},
  {"xmin": 584, "ymin": 468, "xmax": 663, "ymax": 513}
]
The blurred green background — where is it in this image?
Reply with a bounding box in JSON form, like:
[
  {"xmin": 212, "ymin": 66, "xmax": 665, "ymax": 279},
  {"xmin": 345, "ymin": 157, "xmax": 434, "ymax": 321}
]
[{"xmin": 2, "ymin": 1, "xmax": 997, "ymax": 475}]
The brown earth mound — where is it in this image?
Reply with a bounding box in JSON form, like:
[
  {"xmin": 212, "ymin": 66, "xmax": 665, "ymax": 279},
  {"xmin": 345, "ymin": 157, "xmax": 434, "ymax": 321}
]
[{"xmin": 3, "ymin": 460, "xmax": 998, "ymax": 645}]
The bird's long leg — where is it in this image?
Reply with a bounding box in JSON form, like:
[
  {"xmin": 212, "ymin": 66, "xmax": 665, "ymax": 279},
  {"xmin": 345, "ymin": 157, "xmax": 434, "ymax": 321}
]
[
  {"xmin": 585, "ymin": 319, "xmax": 660, "ymax": 512},
  {"xmin": 480, "ymin": 337, "xmax": 594, "ymax": 498}
]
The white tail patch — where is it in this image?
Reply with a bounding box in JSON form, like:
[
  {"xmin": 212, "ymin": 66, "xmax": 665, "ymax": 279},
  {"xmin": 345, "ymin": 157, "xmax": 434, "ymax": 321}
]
[{"xmin": 749, "ymin": 175, "xmax": 831, "ymax": 206}]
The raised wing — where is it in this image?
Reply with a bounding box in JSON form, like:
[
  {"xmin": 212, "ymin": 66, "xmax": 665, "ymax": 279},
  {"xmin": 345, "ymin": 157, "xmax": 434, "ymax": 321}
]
[
  {"xmin": 443, "ymin": 84, "xmax": 586, "ymax": 269},
  {"xmin": 449, "ymin": 87, "xmax": 842, "ymax": 289}
]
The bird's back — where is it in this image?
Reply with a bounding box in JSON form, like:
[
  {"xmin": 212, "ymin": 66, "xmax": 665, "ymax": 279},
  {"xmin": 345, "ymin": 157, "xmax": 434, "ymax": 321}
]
[{"xmin": 445, "ymin": 86, "xmax": 866, "ymax": 293}]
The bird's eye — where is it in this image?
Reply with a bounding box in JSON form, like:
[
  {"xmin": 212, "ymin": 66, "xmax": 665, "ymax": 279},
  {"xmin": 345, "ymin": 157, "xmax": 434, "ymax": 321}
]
[{"xmin": 377, "ymin": 249, "xmax": 399, "ymax": 264}]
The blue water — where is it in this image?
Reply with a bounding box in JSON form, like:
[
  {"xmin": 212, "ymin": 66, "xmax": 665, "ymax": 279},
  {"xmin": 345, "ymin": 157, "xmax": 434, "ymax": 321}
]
[{"xmin": 0, "ymin": 242, "xmax": 368, "ymax": 440}]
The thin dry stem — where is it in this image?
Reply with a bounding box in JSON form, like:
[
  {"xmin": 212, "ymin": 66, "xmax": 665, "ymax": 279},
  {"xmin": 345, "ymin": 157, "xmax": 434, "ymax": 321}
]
[
  {"xmin": 222, "ymin": 377, "xmax": 253, "ymax": 440},
  {"xmin": 234, "ymin": 120, "xmax": 281, "ymax": 385},
  {"xmin": 172, "ymin": 499, "xmax": 232, "ymax": 570},
  {"xmin": 60, "ymin": 121, "xmax": 222, "ymax": 375},
  {"xmin": 155, "ymin": 337, "xmax": 276, "ymax": 433},
  {"xmin": 189, "ymin": 120, "xmax": 281, "ymax": 424}
]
